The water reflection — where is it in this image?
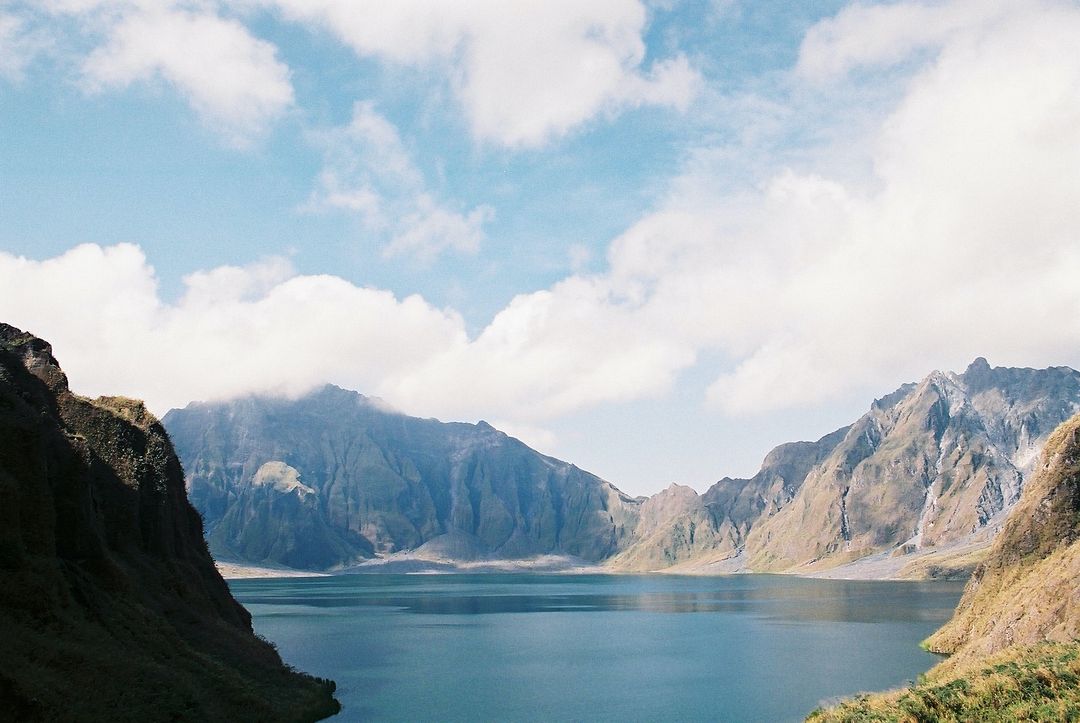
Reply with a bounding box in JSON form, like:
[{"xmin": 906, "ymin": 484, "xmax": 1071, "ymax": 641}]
[
  {"xmin": 233, "ymin": 573, "xmax": 964, "ymax": 623},
  {"xmin": 231, "ymin": 573, "xmax": 966, "ymax": 722}
]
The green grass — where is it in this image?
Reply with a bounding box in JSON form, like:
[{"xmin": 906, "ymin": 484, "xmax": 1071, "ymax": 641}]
[{"xmin": 808, "ymin": 642, "xmax": 1080, "ymax": 722}]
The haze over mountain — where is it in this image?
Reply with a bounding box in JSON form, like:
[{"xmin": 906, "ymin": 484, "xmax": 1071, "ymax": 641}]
[
  {"xmin": 164, "ymin": 386, "xmax": 640, "ymax": 570},
  {"xmin": 164, "ymin": 359, "xmax": 1080, "ymax": 576},
  {"xmin": 0, "ymin": 324, "xmax": 338, "ymax": 720}
]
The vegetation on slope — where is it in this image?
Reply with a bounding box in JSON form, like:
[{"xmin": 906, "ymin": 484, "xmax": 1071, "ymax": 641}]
[
  {"xmin": 0, "ymin": 324, "xmax": 338, "ymax": 721},
  {"xmin": 808, "ymin": 642, "xmax": 1080, "ymax": 722},
  {"xmin": 808, "ymin": 412, "xmax": 1080, "ymax": 721}
]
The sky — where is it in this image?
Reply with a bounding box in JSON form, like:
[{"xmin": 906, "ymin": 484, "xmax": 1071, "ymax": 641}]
[{"xmin": 2, "ymin": 0, "xmax": 1080, "ymax": 497}]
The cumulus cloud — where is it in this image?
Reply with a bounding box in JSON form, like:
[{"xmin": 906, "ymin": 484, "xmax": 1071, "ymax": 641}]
[
  {"xmin": 4, "ymin": 0, "xmax": 1080, "ymax": 440},
  {"xmin": 77, "ymin": 3, "xmax": 294, "ymax": 146},
  {"xmin": 264, "ymin": 0, "xmax": 701, "ymax": 147},
  {"xmin": 7, "ymin": 0, "xmax": 293, "ymax": 145},
  {"xmin": 307, "ymin": 102, "xmax": 493, "ymax": 261},
  {"xmin": 0, "ymin": 244, "xmax": 466, "ymax": 413},
  {"xmin": 796, "ymin": 0, "xmax": 1011, "ymax": 82}
]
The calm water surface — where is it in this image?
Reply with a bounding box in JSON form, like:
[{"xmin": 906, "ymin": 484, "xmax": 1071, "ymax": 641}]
[{"xmin": 231, "ymin": 573, "xmax": 964, "ymax": 722}]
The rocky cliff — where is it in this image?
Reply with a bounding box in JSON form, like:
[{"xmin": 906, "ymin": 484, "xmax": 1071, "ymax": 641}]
[
  {"xmin": 745, "ymin": 359, "xmax": 1080, "ymax": 573},
  {"xmin": 609, "ymin": 359, "xmax": 1080, "ymax": 575},
  {"xmin": 163, "ymin": 386, "xmax": 641, "ymax": 570},
  {"xmin": 0, "ymin": 324, "xmax": 338, "ymax": 720},
  {"xmin": 924, "ymin": 411, "xmax": 1080, "ymax": 663},
  {"xmin": 606, "ymin": 427, "xmax": 848, "ymax": 571},
  {"xmin": 809, "ymin": 412, "xmax": 1080, "ymax": 721}
]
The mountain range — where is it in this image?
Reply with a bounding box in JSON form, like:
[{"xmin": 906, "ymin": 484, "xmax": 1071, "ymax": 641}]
[{"xmin": 164, "ymin": 357, "xmax": 1080, "ymax": 576}]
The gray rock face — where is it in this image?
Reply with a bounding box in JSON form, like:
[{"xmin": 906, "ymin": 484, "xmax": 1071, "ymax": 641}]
[
  {"xmin": 606, "ymin": 427, "xmax": 848, "ymax": 571},
  {"xmin": 163, "ymin": 385, "xmax": 640, "ymax": 569},
  {"xmin": 743, "ymin": 359, "xmax": 1080, "ymax": 571}
]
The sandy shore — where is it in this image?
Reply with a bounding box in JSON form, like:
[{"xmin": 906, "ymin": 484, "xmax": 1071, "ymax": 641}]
[{"xmin": 216, "ymin": 561, "xmax": 331, "ymax": 579}]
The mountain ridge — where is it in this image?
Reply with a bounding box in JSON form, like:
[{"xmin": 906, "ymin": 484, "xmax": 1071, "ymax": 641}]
[{"xmin": 165, "ymin": 358, "xmax": 1080, "ymax": 577}]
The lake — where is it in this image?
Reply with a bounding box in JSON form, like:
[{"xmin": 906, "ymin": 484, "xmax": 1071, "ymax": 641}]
[{"xmin": 230, "ymin": 573, "xmax": 964, "ymax": 722}]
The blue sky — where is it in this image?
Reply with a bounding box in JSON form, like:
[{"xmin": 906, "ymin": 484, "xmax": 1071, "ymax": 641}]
[{"xmin": 3, "ymin": 0, "xmax": 1080, "ymax": 495}]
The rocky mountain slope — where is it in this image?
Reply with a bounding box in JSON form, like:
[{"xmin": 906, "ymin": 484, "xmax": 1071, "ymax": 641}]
[
  {"xmin": 165, "ymin": 359, "xmax": 1080, "ymax": 576},
  {"xmin": 747, "ymin": 358, "xmax": 1080, "ymax": 572},
  {"xmin": 611, "ymin": 358, "xmax": 1080, "ymax": 575},
  {"xmin": 606, "ymin": 427, "xmax": 849, "ymax": 571},
  {"xmin": 163, "ymin": 385, "xmax": 640, "ymax": 570},
  {"xmin": 810, "ymin": 412, "xmax": 1080, "ymax": 721},
  {"xmin": 924, "ymin": 411, "xmax": 1080, "ymax": 664},
  {"xmin": 0, "ymin": 324, "xmax": 338, "ymax": 720}
]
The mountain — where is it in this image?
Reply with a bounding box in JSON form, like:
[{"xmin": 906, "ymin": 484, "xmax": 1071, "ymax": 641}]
[
  {"xmin": 924, "ymin": 411, "xmax": 1080, "ymax": 663},
  {"xmin": 164, "ymin": 359, "xmax": 1080, "ymax": 576},
  {"xmin": 809, "ymin": 412, "xmax": 1080, "ymax": 720},
  {"xmin": 744, "ymin": 358, "xmax": 1080, "ymax": 573},
  {"xmin": 163, "ymin": 385, "xmax": 641, "ymax": 570},
  {"xmin": 0, "ymin": 324, "xmax": 338, "ymax": 721},
  {"xmin": 606, "ymin": 427, "xmax": 850, "ymax": 571},
  {"xmin": 611, "ymin": 358, "xmax": 1080, "ymax": 575}
]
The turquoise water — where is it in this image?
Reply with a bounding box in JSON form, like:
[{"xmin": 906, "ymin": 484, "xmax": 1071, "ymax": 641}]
[{"xmin": 231, "ymin": 573, "xmax": 964, "ymax": 722}]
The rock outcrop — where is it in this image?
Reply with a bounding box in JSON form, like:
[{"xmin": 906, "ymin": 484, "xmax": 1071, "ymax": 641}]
[
  {"xmin": 164, "ymin": 386, "xmax": 641, "ymax": 569},
  {"xmin": 745, "ymin": 359, "xmax": 1080, "ymax": 572},
  {"xmin": 809, "ymin": 412, "xmax": 1080, "ymax": 720},
  {"xmin": 924, "ymin": 411, "xmax": 1080, "ymax": 663},
  {"xmin": 0, "ymin": 324, "xmax": 338, "ymax": 720}
]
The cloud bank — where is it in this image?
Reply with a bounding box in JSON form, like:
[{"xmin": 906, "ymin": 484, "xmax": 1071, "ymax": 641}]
[{"xmin": 3, "ymin": 1, "xmax": 1079, "ymax": 452}]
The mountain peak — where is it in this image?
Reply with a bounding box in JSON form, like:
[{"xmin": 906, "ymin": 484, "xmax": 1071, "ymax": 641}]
[
  {"xmin": 962, "ymin": 356, "xmax": 993, "ymax": 388},
  {"xmin": 0, "ymin": 322, "xmax": 68, "ymax": 392}
]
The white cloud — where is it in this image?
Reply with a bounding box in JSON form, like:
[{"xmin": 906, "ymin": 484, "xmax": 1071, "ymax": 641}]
[
  {"xmin": 796, "ymin": 0, "xmax": 1012, "ymax": 82},
  {"xmin": 0, "ymin": 12, "xmax": 48, "ymax": 81},
  {"xmin": 78, "ymin": 3, "xmax": 294, "ymax": 146},
  {"xmin": 0, "ymin": 243, "xmax": 467, "ymax": 413},
  {"xmin": 308, "ymin": 102, "xmax": 493, "ymax": 262},
  {"xmin": 5, "ymin": 0, "xmax": 1080, "ymax": 445},
  {"xmin": 265, "ymin": 0, "xmax": 701, "ymax": 147}
]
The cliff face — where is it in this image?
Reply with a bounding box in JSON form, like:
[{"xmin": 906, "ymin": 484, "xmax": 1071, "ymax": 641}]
[
  {"xmin": 0, "ymin": 324, "xmax": 337, "ymax": 721},
  {"xmin": 609, "ymin": 359, "xmax": 1080, "ymax": 575},
  {"xmin": 924, "ymin": 412, "xmax": 1080, "ymax": 662},
  {"xmin": 809, "ymin": 412, "xmax": 1080, "ymax": 721},
  {"xmin": 744, "ymin": 359, "xmax": 1080, "ymax": 572},
  {"xmin": 164, "ymin": 386, "xmax": 641, "ymax": 569}
]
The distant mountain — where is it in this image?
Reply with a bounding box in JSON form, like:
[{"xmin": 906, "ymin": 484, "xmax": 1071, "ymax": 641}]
[
  {"xmin": 811, "ymin": 411, "xmax": 1080, "ymax": 720},
  {"xmin": 610, "ymin": 358, "xmax": 1080, "ymax": 575},
  {"xmin": 0, "ymin": 324, "xmax": 338, "ymax": 720},
  {"xmin": 606, "ymin": 427, "xmax": 848, "ymax": 571},
  {"xmin": 165, "ymin": 359, "xmax": 1080, "ymax": 577},
  {"xmin": 163, "ymin": 385, "xmax": 641, "ymax": 570}
]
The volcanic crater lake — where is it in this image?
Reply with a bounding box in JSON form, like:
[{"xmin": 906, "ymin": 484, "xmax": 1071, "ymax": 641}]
[{"xmin": 230, "ymin": 573, "xmax": 964, "ymax": 722}]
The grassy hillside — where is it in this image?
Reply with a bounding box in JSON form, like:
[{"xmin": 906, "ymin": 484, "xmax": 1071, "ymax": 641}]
[{"xmin": 808, "ymin": 642, "xmax": 1080, "ymax": 722}]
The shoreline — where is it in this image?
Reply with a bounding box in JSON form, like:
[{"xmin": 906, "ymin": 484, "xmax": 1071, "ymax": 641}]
[{"xmin": 217, "ymin": 543, "xmax": 985, "ymax": 581}]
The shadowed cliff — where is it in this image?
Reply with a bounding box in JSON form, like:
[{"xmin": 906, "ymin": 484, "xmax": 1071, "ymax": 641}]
[
  {"xmin": 0, "ymin": 323, "xmax": 338, "ymax": 721},
  {"xmin": 164, "ymin": 386, "xmax": 640, "ymax": 570}
]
